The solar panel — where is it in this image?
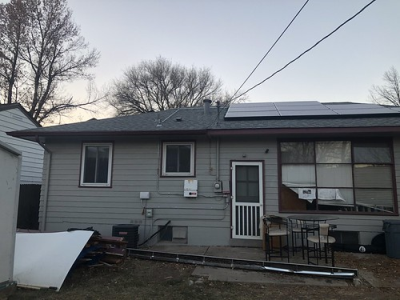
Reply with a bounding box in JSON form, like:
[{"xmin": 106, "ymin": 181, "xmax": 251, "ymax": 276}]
[
  {"xmin": 228, "ymin": 106, "xmax": 277, "ymax": 112},
  {"xmin": 388, "ymin": 106, "xmax": 400, "ymax": 113},
  {"xmin": 279, "ymin": 110, "xmax": 336, "ymax": 116},
  {"xmin": 325, "ymin": 104, "xmax": 377, "ymax": 109},
  {"xmin": 325, "ymin": 103, "xmax": 399, "ymax": 115},
  {"xmin": 224, "ymin": 101, "xmax": 400, "ymax": 119},
  {"xmin": 226, "ymin": 110, "xmax": 281, "ymax": 117},
  {"xmin": 330, "ymin": 108, "xmax": 399, "ymax": 115},
  {"xmin": 274, "ymin": 101, "xmax": 321, "ymax": 107}
]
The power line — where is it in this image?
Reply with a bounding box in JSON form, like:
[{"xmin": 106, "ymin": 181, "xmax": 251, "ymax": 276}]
[
  {"xmin": 231, "ymin": 0, "xmax": 310, "ymax": 100},
  {"xmin": 233, "ymin": 0, "xmax": 377, "ymax": 101}
]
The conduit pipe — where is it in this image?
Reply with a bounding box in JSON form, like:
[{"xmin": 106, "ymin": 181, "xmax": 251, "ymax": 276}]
[
  {"xmin": 152, "ymin": 203, "xmax": 229, "ymax": 224},
  {"xmin": 147, "ymin": 203, "xmax": 229, "ymax": 211},
  {"xmin": 216, "ymin": 137, "xmax": 220, "ymax": 182}
]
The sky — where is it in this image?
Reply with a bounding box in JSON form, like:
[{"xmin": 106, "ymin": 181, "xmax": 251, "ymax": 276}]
[{"xmin": 8, "ymin": 0, "xmax": 400, "ymax": 123}]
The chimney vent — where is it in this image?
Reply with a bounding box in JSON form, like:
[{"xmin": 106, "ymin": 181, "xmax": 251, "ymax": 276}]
[{"xmin": 203, "ymin": 99, "xmax": 212, "ymax": 115}]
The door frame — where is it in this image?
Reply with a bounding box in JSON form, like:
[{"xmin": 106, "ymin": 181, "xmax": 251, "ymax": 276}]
[{"xmin": 231, "ymin": 160, "xmax": 264, "ymax": 239}]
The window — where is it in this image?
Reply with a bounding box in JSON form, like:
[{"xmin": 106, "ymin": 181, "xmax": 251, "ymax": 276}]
[
  {"xmin": 162, "ymin": 142, "xmax": 195, "ymax": 176},
  {"xmin": 279, "ymin": 140, "xmax": 396, "ymax": 215},
  {"xmin": 80, "ymin": 143, "xmax": 113, "ymax": 187},
  {"xmin": 236, "ymin": 166, "xmax": 260, "ymax": 203}
]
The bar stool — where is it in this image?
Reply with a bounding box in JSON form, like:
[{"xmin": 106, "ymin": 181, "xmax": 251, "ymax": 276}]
[
  {"xmin": 263, "ymin": 216, "xmax": 290, "ymax": 262},
  {"xmin": 306, "ymin": 223, "xmax": 336, "ymax": 266},
  {"xmin": 289, "ymin": 219, "xmax": 306, "ymax": 258}
]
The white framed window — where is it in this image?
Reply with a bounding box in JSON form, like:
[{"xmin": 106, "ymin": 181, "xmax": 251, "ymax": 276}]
[
  {"xmin": 162, "ymin": 142, "xmax": 195, "ymax": 176},
  {"xmin": 80, "ymin": 143, "xmax": 113, "ymax": 187}
]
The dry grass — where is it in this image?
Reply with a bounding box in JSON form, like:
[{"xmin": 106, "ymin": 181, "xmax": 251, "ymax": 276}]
[{"xmin": 9, "ymin": 252, "xmax": 400, "ymax": 300}]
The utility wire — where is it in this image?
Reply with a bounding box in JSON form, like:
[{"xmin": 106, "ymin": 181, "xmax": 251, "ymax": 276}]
[
  {"xmin": 232, "ymin": 0, "xmax": 377, "ymax": 101},
  {"xmin": 231, "ymin": 0, "xmax": 310, "ymax": 101}
]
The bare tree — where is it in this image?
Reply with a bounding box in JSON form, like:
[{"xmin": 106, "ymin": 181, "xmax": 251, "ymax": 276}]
[
  {"xmin": 0, "ymin": 0, "xmax": 28, "ymax": 104},
  {"xmin": 110, "ymin": 57, "xmax": 239, "ymax": 116},
  {"xmin": 0, "ymin": 0, "xmax": 100, "ymax": 124},
  {"xmin": 370, "ymin": 67, "xmax": 400, "ymax": 106}
]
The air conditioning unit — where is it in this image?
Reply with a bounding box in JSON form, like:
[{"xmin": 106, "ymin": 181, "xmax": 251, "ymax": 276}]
[{"xmin": 112, "ymin": 224, "xmax": 139, "ymax": 249}]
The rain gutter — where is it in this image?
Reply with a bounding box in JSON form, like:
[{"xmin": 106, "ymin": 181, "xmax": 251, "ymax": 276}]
[{"xmin": 129, "ymin": 249, "xmax": 358, "ymax": 280}]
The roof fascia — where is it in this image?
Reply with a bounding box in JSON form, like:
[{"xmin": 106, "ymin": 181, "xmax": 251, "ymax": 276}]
[
  {"xmin": 7, "ymin": 129, "xmax": 208, "ymax": 140},
  {"xmin": 207, "ymin": 127, "xmax": 400, "ymax": 136},
  {"xmin": 8, "ymin": 126, "xmax": 400, "ymax": 142}
]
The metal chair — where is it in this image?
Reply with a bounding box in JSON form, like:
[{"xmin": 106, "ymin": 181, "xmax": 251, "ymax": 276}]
[
  {"xmin": 263, "ymin": 216, "xmax": 290, "ymax": 262},
  {"xmin": 306, "ymin": 223, "xmax": 336, "ymax": 266},
  {"xmin": 289, "ymin": 219, "xmax": 306, "ymax": 258}
]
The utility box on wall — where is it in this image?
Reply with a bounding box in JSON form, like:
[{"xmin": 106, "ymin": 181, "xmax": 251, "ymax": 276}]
[
  {"xmin": 184, "ymin": 179, "xmax": 198, "ymax": 198},
  {"xmin": 139, "ymin": 192, "xmax": 150, "ymax": 200}
]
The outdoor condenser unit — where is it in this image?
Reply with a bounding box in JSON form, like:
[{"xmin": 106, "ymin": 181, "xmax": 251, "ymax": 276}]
[{"xmin": 112, "ymin": 224, "xmax": 139, "ymax": 249}]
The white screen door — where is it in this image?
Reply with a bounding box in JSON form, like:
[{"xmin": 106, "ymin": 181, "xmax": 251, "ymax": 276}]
[{"xmin": 231, "ymin": 161, "xmax": 263, "ymax": 239}]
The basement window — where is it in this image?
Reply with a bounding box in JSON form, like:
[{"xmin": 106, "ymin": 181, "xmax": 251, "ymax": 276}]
[
  {"xmin": 80, "ymin": 143, "xmax": 113, "ymax": 187},
  {"xmin": 158, "ymin": 226, "xmax": 188, "ymax": 244}
]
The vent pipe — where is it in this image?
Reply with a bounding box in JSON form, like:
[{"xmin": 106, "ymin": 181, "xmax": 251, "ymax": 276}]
[
  {"xmin": 216, "ymin": 101, "xmax": 220, "ymax": 125},
  {"xmin": 203, "ymin": 99, "xmax": 212, "ymax": 115}
]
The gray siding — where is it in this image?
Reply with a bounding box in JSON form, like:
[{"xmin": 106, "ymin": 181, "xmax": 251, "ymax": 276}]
[
  {"xmin": 41, "ymin": 135, "xmax": 400, "ymax": 246},
  {"xmin": 41, "ymin": 137, "xmax": 231, "ymax": 245},
  {"xmin": 0, "ymin": 108, "xmax": 43, "ymax": 184}
]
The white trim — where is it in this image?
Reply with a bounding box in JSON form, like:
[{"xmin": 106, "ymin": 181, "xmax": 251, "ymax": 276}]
[
  {"xmin": 162, "ymin": 142, "xmax": 195, "ymax": 176},
  {"xmin": 80, "ymin": 143, "xmax": 113, "ymax": 187}
]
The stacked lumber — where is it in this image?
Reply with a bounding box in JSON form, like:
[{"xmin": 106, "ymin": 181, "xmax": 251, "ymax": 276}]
[{"xmin": 77, "ymin": 235, "xmax": 128, "ymax": 266}]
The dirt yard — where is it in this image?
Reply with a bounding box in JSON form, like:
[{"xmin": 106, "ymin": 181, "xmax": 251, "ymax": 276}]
[{"xmin": 8, "ymin": 252, "xmax": 400, "ymax": 300}]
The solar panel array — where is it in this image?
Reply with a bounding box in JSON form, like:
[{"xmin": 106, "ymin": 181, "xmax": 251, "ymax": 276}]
[{"xmin": 225, "ymin": 101, "xmax": 400, "ymax": 119}]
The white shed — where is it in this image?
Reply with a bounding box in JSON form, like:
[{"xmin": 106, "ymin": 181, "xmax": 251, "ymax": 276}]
[
  {"xmin": 1, "ymin": 104, "xmax": 44, "ymax": 230},
  {"xmin": 0, "ymin": 141, "xmax": 21, "ymax": 293}
]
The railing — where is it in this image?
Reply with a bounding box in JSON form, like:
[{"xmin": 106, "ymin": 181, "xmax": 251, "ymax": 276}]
[{"xmin": 234, "ymin": 204, "xmax": 261, "ymax": 238}]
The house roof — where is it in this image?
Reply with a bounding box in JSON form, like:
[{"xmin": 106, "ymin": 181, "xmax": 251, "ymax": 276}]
[{"xmin": 7, "ymin": 102, "xmax": 400, "ymax": 141}]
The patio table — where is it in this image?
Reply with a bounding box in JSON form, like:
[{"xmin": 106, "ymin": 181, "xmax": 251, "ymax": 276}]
[
  {"xmin": 287, "ymin": 215, "xmax": 339, "ymax": 259},
  {"xmin": 287, "ymin": 214, "xmax": 339, "ymax": 223}
]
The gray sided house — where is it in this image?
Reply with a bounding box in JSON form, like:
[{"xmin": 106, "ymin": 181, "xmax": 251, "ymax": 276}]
[
  {"xmin": 0, "ymin": 104, "xmax": 44, "ymax": 229},
  {"xmin": 8, "ymin": 101, "xmax": 400, "ymax": 246}
]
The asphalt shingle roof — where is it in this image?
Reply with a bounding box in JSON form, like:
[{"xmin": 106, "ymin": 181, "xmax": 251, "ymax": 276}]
[{"xmin": 8, "ymin": 103, "xmax": 400, "ymax": 139}]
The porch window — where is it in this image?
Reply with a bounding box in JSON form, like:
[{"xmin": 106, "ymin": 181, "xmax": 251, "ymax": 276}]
[
  {"xmin": 162, "ymin": 142, "xmax": 195, "ymax": 176},
  {"xmin": 279, "ymin": 140, "xmax": 396, "ymax": 215},
  {"xmin": 80, "ymin": 143, "xmax": 113, "ymax": 187}
]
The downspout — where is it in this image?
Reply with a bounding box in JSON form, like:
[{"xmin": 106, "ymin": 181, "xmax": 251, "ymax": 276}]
[
  {"xmin": 216, "ymin": 137, "xmax": 220, "ymax": 182},
  {"xmin": 36, "ymin": 136, "xmax": 52, "ymax": 232},
  {"xmin": 215, "ymin": 101, "xmax": 221, "ymax": 183}
]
